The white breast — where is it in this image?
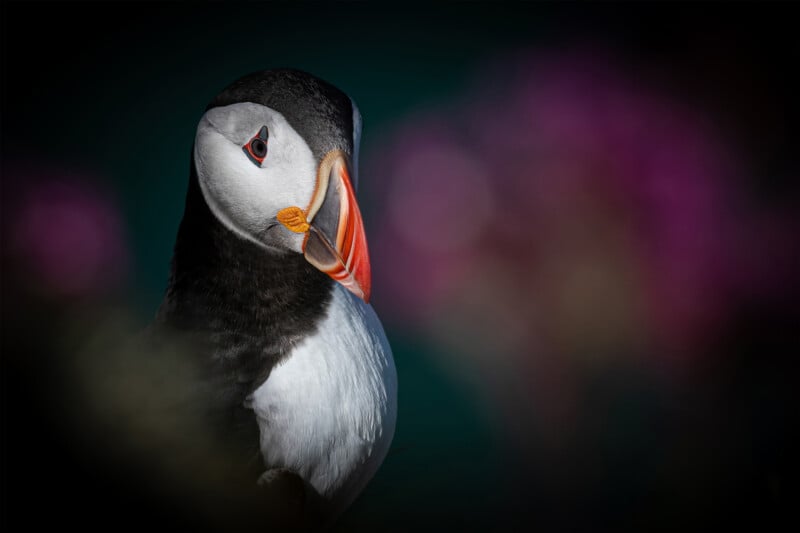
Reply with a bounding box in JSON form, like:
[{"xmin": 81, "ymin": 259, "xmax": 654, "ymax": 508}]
[{"xmin": 249, "ymin": 284, "xmax": 397, "ymax": 511}]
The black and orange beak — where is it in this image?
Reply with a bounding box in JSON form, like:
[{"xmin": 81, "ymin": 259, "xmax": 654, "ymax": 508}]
[{"xmin": 277, "ymin": 150, "xmax": 371, "ymax": 302}]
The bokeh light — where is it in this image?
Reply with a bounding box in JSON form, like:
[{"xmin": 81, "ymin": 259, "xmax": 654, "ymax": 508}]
[
  {"xmin": 4, "ymin": 168, "xmax": 130, "ymax": 298},
  {"xmin": 371, "ymin": 49, "xmax": 795, "ymax": 372}
]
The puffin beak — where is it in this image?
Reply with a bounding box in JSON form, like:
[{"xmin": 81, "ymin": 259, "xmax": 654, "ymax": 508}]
[{"xmin": 277, "ymin": 150, "xmax": 371, "ymax": 302}]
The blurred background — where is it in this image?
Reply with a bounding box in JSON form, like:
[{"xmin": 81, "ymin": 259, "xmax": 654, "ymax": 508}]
[{"xmin": 2, "ymin": 2, "xmax": 798, "ymax": 532}]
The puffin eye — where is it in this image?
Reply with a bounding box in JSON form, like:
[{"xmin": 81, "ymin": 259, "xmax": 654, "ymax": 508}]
[
  {"xmin": 243, "ymin": 125, "xmax": 269, "ymax": 166},
  {"xmin": 250, "ymin": 138, "xmax": 267, "ymax": 157}
]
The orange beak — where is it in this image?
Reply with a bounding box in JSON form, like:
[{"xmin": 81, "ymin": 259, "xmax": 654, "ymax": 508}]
[{"xmin": 288, "ymin": 150, "xmax": 371, "ymax": 302}]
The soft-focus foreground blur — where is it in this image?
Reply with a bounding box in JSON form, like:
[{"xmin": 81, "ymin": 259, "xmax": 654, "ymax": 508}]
[{"xmin": 2, "ymin": 3, "xmax": 797, "ymax": 532}]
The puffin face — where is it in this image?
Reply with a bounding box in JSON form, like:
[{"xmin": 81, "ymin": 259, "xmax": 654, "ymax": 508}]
[
  {"xmin": 195, "ymin": 103, "xmax": 316, "ymax": 254},
  {"xmin": 194, "ymin": 101, "xmax": 371, "ymax": 302}
]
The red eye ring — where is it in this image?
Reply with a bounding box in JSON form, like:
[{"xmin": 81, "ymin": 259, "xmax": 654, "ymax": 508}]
[{"xmin": 243, "ymin": 126, "xmax": 269, "ymax": 166}]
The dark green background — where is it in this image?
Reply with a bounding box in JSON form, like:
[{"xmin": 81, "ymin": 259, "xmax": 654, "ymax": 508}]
[{"xmin": 2, "ymin": 2, "xmax": 797, "ymax": 532}]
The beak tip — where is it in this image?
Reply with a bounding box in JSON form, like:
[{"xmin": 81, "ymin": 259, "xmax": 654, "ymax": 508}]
[{"xmin": 342, "ymin": 274, "xmax": 371, "ymax": 304}]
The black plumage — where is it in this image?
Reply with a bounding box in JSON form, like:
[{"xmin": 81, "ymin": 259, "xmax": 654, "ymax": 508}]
[{"xmin": 155, "ymin": 155, "xmax": 333, "ymax": 421}]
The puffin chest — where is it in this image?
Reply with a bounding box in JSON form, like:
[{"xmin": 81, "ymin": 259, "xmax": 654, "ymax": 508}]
[{"xmin": 248, "ymin": 285, "xmax": 397, "ymax": 500}]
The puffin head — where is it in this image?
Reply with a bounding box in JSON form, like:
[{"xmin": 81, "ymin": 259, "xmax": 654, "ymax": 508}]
[{"xmin": 193, "ymin": 69, "xmax": 370, "ymax": 302}]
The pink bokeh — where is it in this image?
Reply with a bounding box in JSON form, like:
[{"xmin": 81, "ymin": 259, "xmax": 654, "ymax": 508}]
[
  {"xmin": 5, "ymin": 170, "xmax": 130, "ymax": 298},
  {"xmin": 367, "ymin": 50, "xmax": 796, "ymax": 377}
]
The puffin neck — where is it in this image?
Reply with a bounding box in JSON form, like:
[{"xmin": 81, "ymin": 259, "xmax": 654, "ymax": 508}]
[{"xmin": 159, "ymin": 159, "xmax": 334, "ymax": 371}]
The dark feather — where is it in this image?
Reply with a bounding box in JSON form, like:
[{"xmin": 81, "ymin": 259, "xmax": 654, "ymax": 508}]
[{"xmin": 154, "ymin": 157, "xmax": 333, "ymax": 439}]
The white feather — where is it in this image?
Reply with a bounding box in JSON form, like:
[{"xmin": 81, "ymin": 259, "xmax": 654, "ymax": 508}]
[{"xmin": 250, "ymin": 283, "xmax": 397, "ymax": 511}]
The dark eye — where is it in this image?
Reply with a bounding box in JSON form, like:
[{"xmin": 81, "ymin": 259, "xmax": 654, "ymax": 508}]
[
  {"xmin": 242, "ymin": 125, "xmax": 269, "ymax": 166},
  {"xmin": 250, "ymin": 138, "xmax": 267, "ymax": 157}
]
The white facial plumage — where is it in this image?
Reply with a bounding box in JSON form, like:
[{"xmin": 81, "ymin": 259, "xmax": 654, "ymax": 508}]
[{"xmin": 194, "ymin": 102, "xmax": 318, "ymax": 253}]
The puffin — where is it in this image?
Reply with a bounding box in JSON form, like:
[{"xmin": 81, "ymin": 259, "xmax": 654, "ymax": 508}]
[{"xmin": 152, "ymin": 69, "xmax": 397, "ymax": 526}]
